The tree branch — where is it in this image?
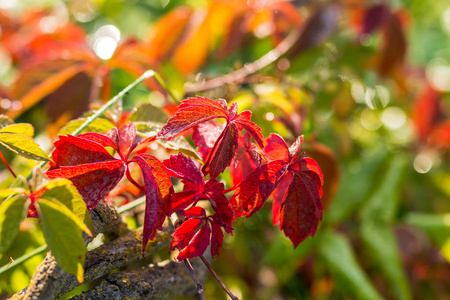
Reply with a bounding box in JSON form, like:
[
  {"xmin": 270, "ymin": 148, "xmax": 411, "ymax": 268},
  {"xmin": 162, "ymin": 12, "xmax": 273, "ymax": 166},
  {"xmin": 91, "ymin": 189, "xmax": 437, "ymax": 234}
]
[
  {"xmin": 184, "ymin": 26, "xmax": 302, "ymax": 94},
  {"xmin": 9, "ymin": 202, "xmax": 128, "ymax": 300},
  {"xmin": 69, "ymin": 258, "xmax": 207, "ymax": 300},
  {"xmin": 55, "ymin": 225, "xmax": 172, "ymax": 298}
]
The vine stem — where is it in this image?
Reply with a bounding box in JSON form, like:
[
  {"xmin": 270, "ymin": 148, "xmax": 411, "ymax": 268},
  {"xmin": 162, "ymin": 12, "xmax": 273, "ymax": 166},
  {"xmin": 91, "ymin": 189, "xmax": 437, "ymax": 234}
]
[
  {"xmin": 183, "ymin": 259, "xmax": 204, "ymax": 294},
  {"xmin": 199, "ymin": 255, "xmax": 239, "ymax": 300},
  {"xmin": 0, "ymin": 150, "xmax": 16, "ymax": 178}
]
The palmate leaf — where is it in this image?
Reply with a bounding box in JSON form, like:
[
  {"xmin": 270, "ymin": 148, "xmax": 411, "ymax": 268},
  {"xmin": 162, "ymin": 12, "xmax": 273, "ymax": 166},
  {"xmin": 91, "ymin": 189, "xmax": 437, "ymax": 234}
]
[
  {"xmin": 36, "ymin": 198, "xmax": 88, "ymax": 283},
  {"xmin": 0, "ymin": 133, "xmax": 51, "ymax": 161}
]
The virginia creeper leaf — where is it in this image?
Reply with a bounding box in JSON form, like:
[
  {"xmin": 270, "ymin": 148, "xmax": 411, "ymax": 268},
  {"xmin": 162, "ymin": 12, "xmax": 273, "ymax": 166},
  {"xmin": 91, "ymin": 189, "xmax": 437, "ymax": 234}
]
[
  {"xmin": 210, "ymin": 221, "xmax": 224, "ymax": 258},
  {"xmin": 0, "ymin": 195, "xmax": 29, "ymax": 254},
  {"xmin": 158, "ymin": 97, "xmax": 228, "ymax": 140},
  {"xmin": 170, "ymin": 218, "xmax": 203, "ymax": 255},
  {"xmin": 0, "ymin": 133, "xmax": 50, "ymax": 161},
  {"xmin": 133, "ymin": 154, "xmax": 172, "ymax": 253},
  {"xmin": 279, "ymin": 174, "xmax": 322, "ymax": 247},
  {"xmin": 265, "ymin": 133, "xmax": 289, "ymax": 161},
  {"xmin": 174, "ymin": 220, "xmax": 211, "ymax": 261},
  {"xmin": 46, "ymin": 160, "xmax": 125, "ymax": 211},
  {"xmin": 163, "ymin": 152, "xmax": 204, "ymax": 187},
  {"xmin": 0, "ymin": 123, "xmax": 34, "ymax": 137},
  {"xmin": 230, "ymin": 160, "xmax": 288, "ymax": 218},
  {"xmin": 40, "ymin": 178, "xmax": 94, "ymax": 233},
  {"xmin": 208, "ymin": 123, "xmax": 238, "ymax": 178},
  {"xmin": 50, "ymin": 135, "xmax": 115, "ymax": 168},
  {"xmin": 36, "ymin": 198, "xmax": 87, "ymax": 283},
  {"xmin": 192, "ymin": 120, "xmax": 225, "ymax": 158},
  {"xmin": 58, "ymin": 118, "xmax": 115, "ymax": 136}
]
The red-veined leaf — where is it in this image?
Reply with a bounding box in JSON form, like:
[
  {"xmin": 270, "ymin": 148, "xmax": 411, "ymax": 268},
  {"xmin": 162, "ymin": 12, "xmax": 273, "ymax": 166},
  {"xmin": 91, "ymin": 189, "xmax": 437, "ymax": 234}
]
[
  {"xmin": 50, "ymin": 135, "xmax": 115, "ymax": 168},
  {"xmin": 208, "ymin": 123, "xmax": 238, "ymax": 178},
  {"xmin": 163, "ymin": 152, "xmax": 204, "ymax": 187},
  {"xmin": 265, "ymin": 133, "xmax": 289, "ymax": 161},
  {"xmin": 271, "ymin": 171, "xmax": 293, "ymax": 225},
  {"xmin": 46, "ymin": 160, "xmax": 125, "ymax": 211},
  {"xmin": 181, "ymin": 206, "xmax": 206, "ymax": 218},
  {"xmin": 132, "ymin": 154, "xmax": 171, "ymax": 253},
  {"xmin": 230, "ymin": 160, "xmax": 288, "ymax": 217},
  {"xmin": 157, "ymin": 97, "xmax": 228, "ymax": 140},
  {"xmin": 119, "ymin": 122, "xmax": 142, "ymax": 158},
  {"xmin": 176, "ymin": 221, "xmax": 211, "ymax": 261},
  {"xmin": 233, "ymin": 110, "xmax": 264, "ymax": 148},
  {"xmin": 76, "ymin": 132, "xmax": 118, "ymax": 150},
  {"xmin": 210, "ymin": 221, "xmax": 224, "ymax": 258},
  {"xmin": 279, "ymin": 174, "xmax": 322, "ymax": 248},
  {"xmin": 170, "ymin": 217, "xmax": 203, "ymax": 253},
  {"xmin": 192, "ymin": 120, "xmax": 225, "ymax": 159}
]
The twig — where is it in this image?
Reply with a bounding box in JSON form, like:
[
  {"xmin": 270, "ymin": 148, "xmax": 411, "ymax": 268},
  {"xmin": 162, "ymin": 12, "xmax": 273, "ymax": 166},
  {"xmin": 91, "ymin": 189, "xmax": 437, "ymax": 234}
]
[
  {"xmin": 200, "ymin": 255, "xmax": 239, "ymax": 300},
  {"xmin": 183, "ymin": 259, "xmax": 204, "ymax": 294},
  {"xmin": 184, "ymin": 26, "xmax": 302, "ymax": 94}
]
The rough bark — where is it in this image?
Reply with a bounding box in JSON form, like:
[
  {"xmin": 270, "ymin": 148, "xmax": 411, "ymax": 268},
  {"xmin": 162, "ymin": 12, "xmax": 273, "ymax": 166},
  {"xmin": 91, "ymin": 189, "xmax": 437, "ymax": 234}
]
[
  {"xmin": 55, "ymin": 225, "xmax": 172, "ymax": 298},
  {"xmin": 9, "ymin": 202, "xmax": 128, "ymax": 300},
  {"xmin": 69, "ymin": 258, "xmax": 206, "ymax": 300}
]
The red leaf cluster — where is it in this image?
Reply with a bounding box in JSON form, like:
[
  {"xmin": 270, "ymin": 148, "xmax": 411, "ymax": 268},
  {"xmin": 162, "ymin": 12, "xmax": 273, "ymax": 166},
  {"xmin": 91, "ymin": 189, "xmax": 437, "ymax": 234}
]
[{"xmin": 46, "ymin": 96, "xmax": 323, "ymax": 261}]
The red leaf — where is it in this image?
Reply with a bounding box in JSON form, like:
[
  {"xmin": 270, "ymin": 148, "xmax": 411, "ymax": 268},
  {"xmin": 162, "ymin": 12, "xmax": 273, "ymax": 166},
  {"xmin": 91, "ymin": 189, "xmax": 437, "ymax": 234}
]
[
  {"xmin": 210, "ymin": 221, "xmax": 224, "ymax": 258},
  {"xmin": 230, "ymin": 160, "xmax": 288, "ymax": 218},
  {"xmin": 230, "ymin": 134, "xmax": 260, "ymax": 185},
  {"xmin": 279, "ymin": 174, "xmax": 322, "ymax": 248},
  {"xmin": 288, "ymin": 135, "xmax": 304, "ymax": 159},
  {"xmin": 233, "ymin": 110, "xmax": 264, "ymax": 148},
  {"xmin": 77, "ymin": 132, "xmax": 118, "ymax": 150},
  {"xmin": 46, "ymin": 160, "xmax": 125, "ymax": 211},
  {"xmin": 170, "ymin": 218, "xmax": 203, "ymax": 252},
  {"xmin": 50, "ymin": 135, "xmax": 115, "ymax": 168},
  {"xmin": 163, "ymin": 152, "xmax": 204, "ymax": 187},
  {"xmin": 171, "ymin": 190, "xmax": 200, "ymax": 212},
  {"xmin": 176, "ymin": 221, "xmax": 211, "ymax": 261},
  {"xmin": 133, "ymin": 154, "xmax": 172, "ymax": 253},
  {"xmin": 271, "ymin": 172, "xmax": 293, "ymax": 225},
  {"xmin": 157, "ymin": 97, "xmax": 228, "ymax": 140},
  {"xmin": 265, "ymin": 133, "xmax": 289, "ymax": 161},
  {"xmin": 208, "ymin": 123, "xmax": 239, "ymax": 178},
  {"xmin": 119, "ymin": 122, "xmax": 142, "ymax": 159},
  {"xmin": 192, "ymin": 120, "xmax": 225, "ymax": 158},
  {"xmin": 181, "ymin": 206, "xmax": 206, "ymax": 218}
]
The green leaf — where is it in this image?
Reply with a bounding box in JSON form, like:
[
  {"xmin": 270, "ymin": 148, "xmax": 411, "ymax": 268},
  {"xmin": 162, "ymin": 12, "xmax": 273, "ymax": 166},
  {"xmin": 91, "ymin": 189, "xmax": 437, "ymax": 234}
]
[
  {"xmin": 319, "ymin": 231, "xmax": 383, "ymax": 300},
  {"xmin": 158, "ymin": 136, "xmax": 202, "ymax": 160},
  {"xmin": 134, "ymin": 121, "xmax": 162, "ymax": 137},
  {"xmin": 30, "ymin": 167, "xmax": 50, "ymax": 191},
  {"xmin": 0, "ymin": 188, "xmax": 26, "ymax": 203},
  {"xmin": 128, "ymin": 103, "xmax": 169, "ymax": 124},
  {"xmin": 58, "ymin": 118, "xmax": 115, "ymax": 136},
  {"xmin": 360, "ymin": 154, "xmax": 408, "ymax": 223},
  {"xmin": 361, "ymin": 221, "xmax": 411, "ymax": 300},
  {"xmin": 0, "ymin": 195, "xmax": 30, "ymax": 254},
  {"xmin": 0, "ymin": 133, "xmax": 51, "ymax": 161},
  {"xmin": 10, "ymin": 175, "xmax": 28, "ymax": 189},
  {"xmin": 405, "ymin": 213, "xmax": 450, "ymax": 247},
  {"xmin": 328, "ymin": 149, "xmax": 388, "ymax": 222},
  {"xmin": 0, "ymin": 115, "xmax": 14, "ymax": 130},
  {"xmin": 0, "ymin": 124, "xmax": 34, "ymax": 137},
  {"xmin": 36, "ymin": 199, "xmax": 87, "ymax": 283},
  {"xmin": 40, "ymin": 179, "xmax": 94, "ymax": 234}
]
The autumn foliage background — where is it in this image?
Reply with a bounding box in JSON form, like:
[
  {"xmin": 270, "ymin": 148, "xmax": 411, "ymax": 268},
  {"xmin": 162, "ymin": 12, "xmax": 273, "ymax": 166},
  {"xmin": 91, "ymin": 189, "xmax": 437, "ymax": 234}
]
[{"xmin": 0, "ymin": 0, "xmax": 449, "ymax": 299}]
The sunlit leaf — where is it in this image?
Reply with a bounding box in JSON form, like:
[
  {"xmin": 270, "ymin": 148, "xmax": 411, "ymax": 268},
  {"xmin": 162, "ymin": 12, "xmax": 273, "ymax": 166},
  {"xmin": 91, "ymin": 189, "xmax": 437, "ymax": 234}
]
[
  {"xmin": 0, "ymin": 195, "xmax": 29, "ymax": 254},
  {"xmin": 0, "ymin": 133, "xmax": 50, "ymax": 161},
  {"xmin": 36, "ymin": 198, "xmax": 87, "ymax": 283}
]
